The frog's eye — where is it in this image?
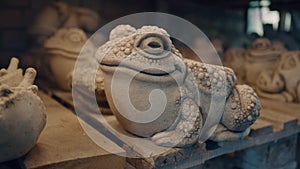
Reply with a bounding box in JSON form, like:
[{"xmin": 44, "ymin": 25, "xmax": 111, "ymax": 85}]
[
  {"xmin": 252, "ymin": 38, "xmax": 271, "ymax": 50},
  {"xmin": 139, "ymin": 37, "xmax": 164, "ymax": 54},
  {"xmin": 137, "ymin": 35, "xmax": 171, "ymax": 54}
]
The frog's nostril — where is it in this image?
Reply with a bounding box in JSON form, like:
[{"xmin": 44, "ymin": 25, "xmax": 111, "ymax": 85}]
[{"xmin": 148, "ymin": 41, "xmax": 161, "ymax": 48}]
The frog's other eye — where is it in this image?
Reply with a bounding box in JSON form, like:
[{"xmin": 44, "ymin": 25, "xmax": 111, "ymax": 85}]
[
  {"xmin": 139, "ymin": 37, "xmax": 164, "ymax": 54},
  {"xmin": 137, "ymin": 34, "xmax": 171, "ymax": 57}
]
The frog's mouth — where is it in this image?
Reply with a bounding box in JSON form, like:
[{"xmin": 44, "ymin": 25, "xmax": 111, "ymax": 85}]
[
  {"xmin": 100, "ymin": 34, "xmax": 186, "ymax": 83},
  {"xmin": 100, "ymin": 60, "xmax": 185, "ymax": 84},
  {"xmin": 100, "ymin": 59, "xmax": 181, "ymax": 76}
]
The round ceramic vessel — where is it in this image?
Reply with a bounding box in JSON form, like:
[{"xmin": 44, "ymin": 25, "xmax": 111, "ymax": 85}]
[{"xmin": 0, "ymin": 88, "xmax": 46, "ymax": 162}]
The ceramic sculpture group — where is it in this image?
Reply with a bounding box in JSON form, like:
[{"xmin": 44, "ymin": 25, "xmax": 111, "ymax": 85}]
[
  {"xmin": 28, "ymin": 2, "xmax": 100, "ymax": 91},
  {"xmin": 223, "ymin": 38, "xmax": 300, "ymax": 103}
]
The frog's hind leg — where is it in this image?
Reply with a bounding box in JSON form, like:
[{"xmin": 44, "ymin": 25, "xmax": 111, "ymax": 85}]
[
  {"xmin": 211, "ymin": 85, "xmax": 261, "ymax": 141},
  {"xmin": 152, "ymin": 98, "xmax": 203, "ymax": 147}
]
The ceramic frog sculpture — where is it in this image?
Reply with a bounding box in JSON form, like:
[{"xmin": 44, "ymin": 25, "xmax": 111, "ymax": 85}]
[
  {"xmin": 97, "ymin": 25, "xmax": 261, "ymax": 147},
  {"xmin": 256, "ymin": 51, "xmax": 300, "ymax": 103},
  {"xmin": 44, "ymin": 27, "xmax": 88, "ymax": 91}
]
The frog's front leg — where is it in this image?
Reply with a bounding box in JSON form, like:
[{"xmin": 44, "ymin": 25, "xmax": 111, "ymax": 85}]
[
  {"xmin": 152, "ymin": 98, "xmax": 203, "ymax": 147},
  {"xmin": 211, "ymin": 85, "xmax": 261, "ymax": 142}
]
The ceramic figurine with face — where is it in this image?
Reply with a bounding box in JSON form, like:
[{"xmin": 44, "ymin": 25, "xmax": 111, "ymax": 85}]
[
  {"xmin": 245, "ymin": 38, "xmax": 282, "ymax": 86},
  {"xmin": 44, "ymin": 28, "xmax": 88, "ymax": 90},
  {"xmin": 97, "ymin": 25, "xmax": 261, "ymax": 147}
]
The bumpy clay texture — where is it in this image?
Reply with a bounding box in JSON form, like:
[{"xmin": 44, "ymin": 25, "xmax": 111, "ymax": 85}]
[
  {"xmin": 44, "ymin": 28, "xmax": 88, "ymax": 90},
  {"xmin": 29, "ymin": 1, "xmax": 100, "ymax": 46},
  {"xmin": 97, "ymin": 25, "xmax": 261, "ymax": 147},
  {"xmin": 72, "ymin": 60, "xmax": 111, "ymax": 114},
  {"xmin": 0, "ymin": 58, "xmax": 46, "ymax": 162},
  {"xmin": 256, "ymin": 51, "xmax": 300, "ymax": 103}
]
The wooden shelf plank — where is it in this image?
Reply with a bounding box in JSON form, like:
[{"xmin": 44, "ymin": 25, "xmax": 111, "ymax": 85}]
[
  {"xmin": 105, "ymin": 112, "xmax": 300, "ymax": 169},
  {"xmin": 259, "ymin": 108, "xmax": 298, "ymax": 132},
  {"xmin": 260, "ymin": 98, "xmax": 300, "ymax": 124},
  {"xmin": 250, "ymin": 118, "xmax": 274, "ymax": 137},
  {"xmin": 38, "ymin": 83, "xmax": 300, "ymax": 168},
  {"xmin": 23, "ymin": 92, "xmax": 126, "ymax": 169}
]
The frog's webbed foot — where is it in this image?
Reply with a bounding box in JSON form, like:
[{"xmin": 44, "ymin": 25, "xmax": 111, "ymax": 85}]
[
  {"xmin": 152, "ymin": 130, "xmax": 184, "ymax": 147},
  {"xmin": 210, "ymin": 124, "xmax": 251, "ymax": 142},
  {"xmin": 152, "ymin": 98, "xmax": 203, "ymax": 147},
  {"xmin": 221, "ymin": 85, "xmax": 260, "ymax": 135}
]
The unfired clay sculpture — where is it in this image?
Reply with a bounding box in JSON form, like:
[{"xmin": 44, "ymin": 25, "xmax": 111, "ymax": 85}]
[
  {"xmin": 97, "ymin": 25, "xmax": 261, "ymax": 147},
  {"xmin": 0, "ymin": 58, "xmax": 24, "ymax": 87},
  {"xmin": 245, "ymin": 38, "xmax": 282, "ymax": 86},
  {"xmin": 0, "ymin": 58, "xmax": 46, "ymax": 162},
  {"xmin": 222, "ymin": 38, "xmax": 284, "ymax": 86},
  {"xmin": 29, "ymin": 1, "xmax": 100, "ymax": 46},
  {"xmin": 44, "ymin": 28, "xmax": 88, "ymax": 90},
  {"xmin": 256, "ymin": 51, "xmax": 300, "ymax": 103}
]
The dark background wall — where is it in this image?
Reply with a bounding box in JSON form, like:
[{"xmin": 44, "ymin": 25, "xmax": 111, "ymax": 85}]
[{"xmin": 0, "ymin": 0, "xmax": 246, "ymax": 67}]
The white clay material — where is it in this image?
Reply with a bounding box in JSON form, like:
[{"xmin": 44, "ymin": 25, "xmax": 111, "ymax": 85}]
[
  {"xmin": 256, "ymin": 51, "xmax": 300, "ymax": 103},
  {"xmin": 0, "ymin": 58, "xmax": 46, "ymax": 162},
  {"xmin": 44, "ymin": 28, "xmax": 88, "ymax": 91},
  {"xmin": 97, "ymin": 25, "xmax": 261, "ymax": 147}
]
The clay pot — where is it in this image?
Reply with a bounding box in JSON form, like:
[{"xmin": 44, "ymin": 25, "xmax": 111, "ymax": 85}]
[
  {"xmin": 44, "ymin": 28, "xmax": 87, "ymax": 91},
  {"xmin": 0, "ymin": 85, "xmax": 46, "ymax": 162},
  {"xmin": 0, "ymin": 58, "xmax": 46, "ymax": 162}
]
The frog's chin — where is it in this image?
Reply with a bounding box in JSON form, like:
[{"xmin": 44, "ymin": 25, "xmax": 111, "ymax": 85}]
[{"xmin": 100, "ymin": 64, "xmax": 186, "ymax": 84}]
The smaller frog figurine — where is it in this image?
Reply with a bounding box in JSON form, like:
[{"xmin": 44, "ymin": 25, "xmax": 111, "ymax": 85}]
[
  {"xmin": 97, "ymin": 25, "xmax": 261, "ymax": 147},
  {"xmin": 256, "ymin": 51, "xmax": 300, "ymax": 103},
  {"xmin": 223, "ymin": 38, "xmax": 283, "ymax": 86},
  {"xmin": 44, "ymin": 28, "xmax": 88, "ymax": 90}
]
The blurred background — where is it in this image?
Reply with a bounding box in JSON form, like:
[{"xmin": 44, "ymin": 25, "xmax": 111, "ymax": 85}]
[{"xmin": 0, "ymin": 0, "xmax": 299, "ymax": 67}]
